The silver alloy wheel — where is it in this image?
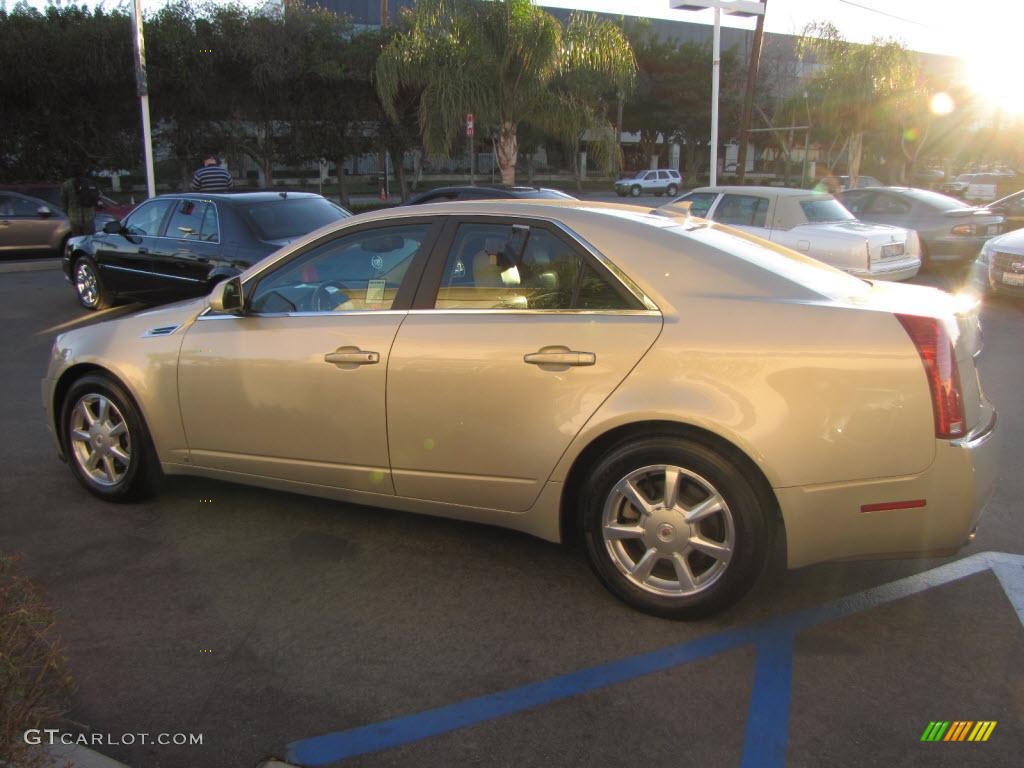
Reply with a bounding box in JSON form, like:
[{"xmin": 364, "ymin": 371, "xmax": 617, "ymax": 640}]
[
  {"xmin": 602, "ymin": 464, "xmax": 735, "ymax": 597},
  {"xmin": 631, "ymin": 185, "xmax": 641, "ymax": 197},
  {"xmin": 75, "ymin": 260, "xmax": 99, "ymax": 308},
  {"xmin": 68, "ymin": 393, "xmax": 131, "ymax": 487}
]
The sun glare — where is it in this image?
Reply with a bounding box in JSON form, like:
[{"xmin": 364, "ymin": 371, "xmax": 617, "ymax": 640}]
[{"xmin": 965, "ymin": 51, "xmax": 1024, "ymax": 117}]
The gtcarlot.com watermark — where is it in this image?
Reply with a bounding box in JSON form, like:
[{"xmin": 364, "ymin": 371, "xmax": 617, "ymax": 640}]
[{"xmin": 25, "ymin": 729, "xmax": 203, "ymax": 747}]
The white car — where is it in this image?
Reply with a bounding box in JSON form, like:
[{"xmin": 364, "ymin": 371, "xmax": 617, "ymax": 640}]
[
  {"xmin": 615, "ymin": 169, "xmax": 683, "ymax": 197},
  {"xmin": 666, "ymin": 186, "xmax": 921, "ymax": 281}
]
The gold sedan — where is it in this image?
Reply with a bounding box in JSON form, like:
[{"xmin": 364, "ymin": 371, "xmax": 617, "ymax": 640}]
[{"xmin": 42, "ymin": 201, "xmax": 999, "ymax": 618}]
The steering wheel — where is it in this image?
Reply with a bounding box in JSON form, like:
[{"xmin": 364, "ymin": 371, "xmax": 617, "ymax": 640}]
[{"xmin": 311, "ymin": 281, "xmax": 354, "ymax": 312}]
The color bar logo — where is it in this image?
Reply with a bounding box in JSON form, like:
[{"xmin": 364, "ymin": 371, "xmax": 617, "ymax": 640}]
[{"xmin": 921, "ymin": 721, "xmax": 997, "ymax": 742}]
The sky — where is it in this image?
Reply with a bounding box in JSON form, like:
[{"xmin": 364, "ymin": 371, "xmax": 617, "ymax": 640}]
[
  {"xmin": 536, "ymin": 0, "xmax": 1018, "ymax": 58},
  {"xmin": 12, "ymin": 0, "xmax": 1022, "ymax": 58}
]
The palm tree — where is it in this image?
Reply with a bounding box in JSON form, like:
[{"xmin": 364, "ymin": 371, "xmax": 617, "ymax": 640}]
[
  {"xmin": 376, "ymin": 0, "xmax": 635, "ymax": 186},
  {"xmin": 798, "ymin": 22, "xmax": 915, "ymax": 186}
]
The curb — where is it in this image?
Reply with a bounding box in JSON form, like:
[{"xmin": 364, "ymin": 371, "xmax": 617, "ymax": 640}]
[{"xmin": 0, "ymin": 258, "xmax": 61, "ymax": 273}]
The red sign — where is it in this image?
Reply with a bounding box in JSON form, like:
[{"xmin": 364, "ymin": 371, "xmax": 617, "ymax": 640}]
[{"xmin": 466, "ymin": 113, "xmax": 474, "ymax": 137}]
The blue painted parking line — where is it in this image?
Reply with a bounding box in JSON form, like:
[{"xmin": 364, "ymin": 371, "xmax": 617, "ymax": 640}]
[{"xmin": 287, "ymin": 551, "xmax": 1024, "ymax": 767}]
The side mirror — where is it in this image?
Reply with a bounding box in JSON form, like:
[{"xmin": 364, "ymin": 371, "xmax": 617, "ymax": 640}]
[
  {"xmin": 37, "ymin": 206, "xmax": 53, "ymax": 218},
  {"xmin": 102, "ymin": 219, "xmax": 123, "ymax": 234},
  {"xmin": 209, "ymin": 276, "xmax": 244, "ymax": 314}
]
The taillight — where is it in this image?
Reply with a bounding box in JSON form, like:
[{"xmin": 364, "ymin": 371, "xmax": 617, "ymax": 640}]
[
  {"xmin": 950, "ymin": 223, "xmax": 974, "ymax": 235},
  {"xmin": 896, "ymin": 314, "xmax": 965, "ymax": 439}
]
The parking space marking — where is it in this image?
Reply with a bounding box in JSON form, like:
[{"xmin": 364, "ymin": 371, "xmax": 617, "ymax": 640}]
[{"xmin": 286, "ymin": 552, "xmax": 1024, "ymax": 766}]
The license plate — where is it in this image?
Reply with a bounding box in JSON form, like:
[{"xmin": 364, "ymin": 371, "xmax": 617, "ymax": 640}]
[
  {"xmin": 881, "ymin": 243, "xmax": 904, "ymax": 259},
  {"xmin": 1002, "ymin": 271, "xmax": 1024, "ymax": 287}
]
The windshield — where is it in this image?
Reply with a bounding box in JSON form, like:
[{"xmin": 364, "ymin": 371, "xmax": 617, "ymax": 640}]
[
  {"xmin": 241, "ymin": 197, "xmax": 350, "ymax": 241},
  {"xmin": 799, "ymin": 198, "xmax": 856, "ymax": 222}
]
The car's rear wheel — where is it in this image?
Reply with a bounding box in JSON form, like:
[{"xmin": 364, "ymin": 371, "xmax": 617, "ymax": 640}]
[
  {"xmin": 73, "ymin": 255, "xmax": 112, "ymax": 310},
  {"xmin": 630, "ymin": 185, "xmax": 641, "ymax": 197},
  {"xmin": 62, "ymin": 374, "xmax": 161, "ymax": 502},
  {"xmin": 581, "ymin": 436, "xmax": 770, "ymax": 618},
  {"xmin": 667, "ymin": 184, "xmax": 679, "ymax": 196}
]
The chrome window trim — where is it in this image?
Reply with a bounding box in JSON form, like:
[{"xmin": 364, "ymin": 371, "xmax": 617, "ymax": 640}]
[
  {"xmin": 126, "ymin": 198, "xmax": 223, "ymax": 243},
  {"xmin": 407, "ymin": 309, "xmax": 660, "ymax": 316},
  {"xmin": 103, "ymin": 264, "xmax": 206, "ymax": 283},
  {"xmin": 198, "ymin": 308, "xmax": 409, "ymax": 320},
  {"xmin": 237, "ymin": 211, "xmax": 661, "ymax": 313}
]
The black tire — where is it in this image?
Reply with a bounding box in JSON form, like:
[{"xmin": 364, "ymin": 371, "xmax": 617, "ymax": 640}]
[
  {"xmin": 667, "ymin": 184, "xmax": 679, "ymax": 197},
  {"xmin": 72, "ymin": 255, "xmax": 113, "ymax": 310},
  {"xmin": 61, "ymin": 374, "xmax": 162, "ymax": 502},
  {"xmin": 580, "ymin": 435, "xmax": 771, "ymax": 619},
  {"xmin": 630, "ymin": 185, "xmax": 641, "ymax": 197}
]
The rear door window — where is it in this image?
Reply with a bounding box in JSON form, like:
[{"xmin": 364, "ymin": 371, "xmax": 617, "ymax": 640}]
[
  {"xmin": 713, "ymin": 194, "xmax": 769, "ymax": 227},
  {"xmin": 433, "ymin": 223, "xmax": 635, "ymax": 311}
]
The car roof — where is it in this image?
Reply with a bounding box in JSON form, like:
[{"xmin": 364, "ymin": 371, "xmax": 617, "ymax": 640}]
[
  {"xmin": 159, "ymin": 191, "xmax": 325, "ymax": 205},
  {"xmin": 688, "ymin": 185, "xmax": 831, "ymax": 198},
  {"xmin": 0, "ymin": 189, "xmax": 54, "ymax": 206}
]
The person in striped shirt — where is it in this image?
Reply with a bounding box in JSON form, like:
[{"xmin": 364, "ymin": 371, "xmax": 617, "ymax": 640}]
[{"xmin": 190, "ymin": 156, "xmax": 233, "ymax": 192}]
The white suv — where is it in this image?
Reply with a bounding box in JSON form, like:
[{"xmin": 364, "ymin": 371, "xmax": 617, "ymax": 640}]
[{"xmin": 615, "ymin": 169, "xmax": 682, "ymax": 197}]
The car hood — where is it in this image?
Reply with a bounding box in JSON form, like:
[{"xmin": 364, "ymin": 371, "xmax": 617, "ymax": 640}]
[{"xmin": 986, "ymin": 228, "xmax": 1024, "ymax": 254}]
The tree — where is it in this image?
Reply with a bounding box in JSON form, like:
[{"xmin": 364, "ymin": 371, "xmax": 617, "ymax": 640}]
[
  {"xmin": 0, "ymin": 4, "xmax": 137, "ymax": 180},
  {"xmin": 376, "ymin": 0, "xmax": 635, "ymax": 186},
  {"xmin": 798, "ymin": 22, "xmax": 915, "ymax": 186}
]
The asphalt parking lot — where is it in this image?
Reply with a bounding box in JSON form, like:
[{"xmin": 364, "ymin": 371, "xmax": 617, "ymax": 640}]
[{"xmin": 1, "ymin": 257, "xmax": 1021, "ymax": 768}]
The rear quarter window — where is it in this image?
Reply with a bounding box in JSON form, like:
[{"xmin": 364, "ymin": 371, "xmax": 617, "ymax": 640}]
[{"xmin": 241, "ymin": 198, "xmax": 350, "ymax": 241}]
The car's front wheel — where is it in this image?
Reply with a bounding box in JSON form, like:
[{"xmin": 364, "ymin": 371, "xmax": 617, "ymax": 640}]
[
  {"xmin": 62, "ymin": 374, "xmax": 161, "ymax": 502},
  {"xmin": 581, "ymin": 436, "xmax": 771, "ymax": 618},
  {"xmin": 73, "ymin": 255, "xmax": 112, "ymax": 310},
  {"xmin": 630, "ymin": 185, "xmax": 641, "ymax": 197}
]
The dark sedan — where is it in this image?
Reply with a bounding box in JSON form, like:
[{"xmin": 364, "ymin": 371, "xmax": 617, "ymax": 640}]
[
  {"xmin": 0, "ymin": 190, "xmax": 70, "ymax": 256},
  {"xmin": 63, "ymin": 191, "xmax": 350, "ymax": 309},
  {"xmin": 837, "ymin": 187, "xmax": 1004, "ymax": 269},
  {"xmin": 405, "ymin": 185, "xmax": 575, "ymax": 205}
]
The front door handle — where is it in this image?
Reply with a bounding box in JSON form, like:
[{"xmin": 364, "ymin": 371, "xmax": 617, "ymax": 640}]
[
  {"xmin": 324, "ymin": 347, "xmax": 380, "ymax": 366},
  {"xmin": 524, "ymin": 346, "xmax": 596, "ymax": 367}
]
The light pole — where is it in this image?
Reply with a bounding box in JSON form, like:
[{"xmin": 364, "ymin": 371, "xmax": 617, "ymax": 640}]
[
  {"xmin": 130, "ymin": 0, "xmax": 156, "ymax": 199},
  {"xmin": 668, "ymin": 1, "xmax": 766, "ymax": 187}
]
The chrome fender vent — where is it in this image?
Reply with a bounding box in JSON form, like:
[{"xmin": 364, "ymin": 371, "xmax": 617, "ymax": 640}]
[{"xmin": 142, "ymin": 324, "xmax": 181, "ymax": 338}]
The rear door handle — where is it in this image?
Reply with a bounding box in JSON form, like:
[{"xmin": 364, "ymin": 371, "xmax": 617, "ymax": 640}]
[
  {"xmin": 524, "ymin": 347, "xmax": 596, "ymax": 367},
  {"xmin": 324, "ymin": 347, "xmax": 380, "ymax": 365}
]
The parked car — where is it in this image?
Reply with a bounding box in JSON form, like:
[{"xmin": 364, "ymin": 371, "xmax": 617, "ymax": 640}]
[
  {"xmin": 836, "ymin": 175, "xmax": 883, "ymax": 190},
  {"xmin": 939, "ymin": 173, "xmax": 978, "ymax": 197},
  {"xmin": 0, "ymin": 182, "xmax": 134, "ymax": 228},
  {"xmin": 972, "ymin": 228, "xmax": 1024, "ymax": 298},
  {"xmin": 964, "ymin": 173, "xmax": 1014, "ymax": 203},
  {"xmin": 615, "ymin": 169, "xmax": 683, "ymax": 197},
  {"xmin": 985, "ymin": 188, "xmax": 1024, "ymax": 232},
  {"xmin": 63, "ymin": 191, "xmax": 351, "ymax": 310},
  {"xmin": 43, "ymin": 200, "xmax": 997, "ymax": 618},
  {"xmin": 406, "ymin": 185, "xmax": 575, "ymax": 205},
  {"xmin": 837, "ymin": 187, "xmax": 1004, "ymax": 269},
  {"xmin": 666, "ymin": 186, "xmax": 921, "ymax": 280},
  {"xmin": 0, "ymin": 190, "xmax": 71, "ymax": 256}
]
